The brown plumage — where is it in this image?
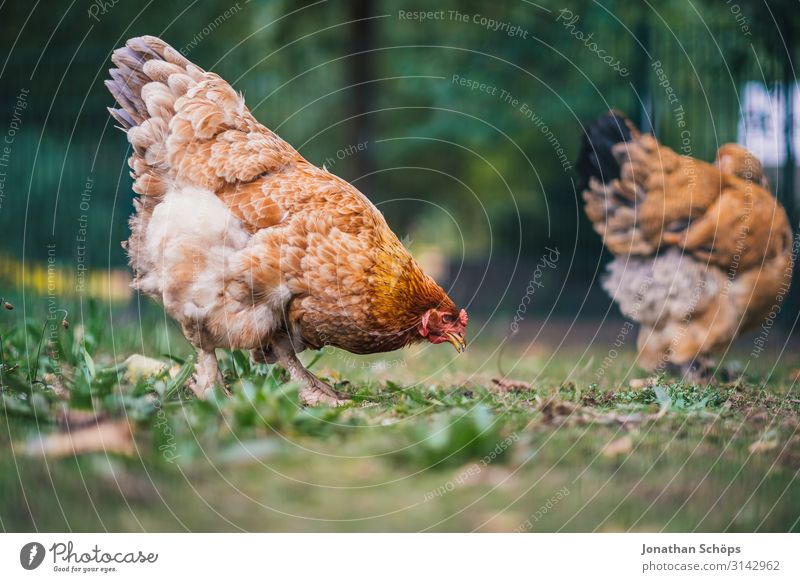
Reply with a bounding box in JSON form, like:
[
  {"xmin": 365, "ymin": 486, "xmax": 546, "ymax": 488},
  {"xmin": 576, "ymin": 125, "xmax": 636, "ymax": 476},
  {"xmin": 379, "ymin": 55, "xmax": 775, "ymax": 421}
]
[
  {"xmin": 578, "ymin": 111, "xmax": 793, "ymax": 377},
  {"xmin": 105, "ymin": 36, "xmax": 467, "ymax": 404}
]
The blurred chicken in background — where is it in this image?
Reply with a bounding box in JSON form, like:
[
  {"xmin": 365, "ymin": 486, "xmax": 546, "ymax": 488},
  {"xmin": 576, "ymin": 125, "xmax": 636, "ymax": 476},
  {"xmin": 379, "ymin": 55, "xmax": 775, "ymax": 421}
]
[{"xmin": 577, "ymin": 111, "xmax": 794, "ymax": 379}]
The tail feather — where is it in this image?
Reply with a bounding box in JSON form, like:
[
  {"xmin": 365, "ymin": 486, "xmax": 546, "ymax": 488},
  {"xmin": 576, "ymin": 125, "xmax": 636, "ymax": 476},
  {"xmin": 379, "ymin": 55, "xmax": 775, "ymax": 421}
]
[
  {"xmin": 576, "ymin": 111, "xmax": 655, "ymax": 255},
  {"xmin": 106, "ymin": 105, "xmax": 136, "ymax": 131},
  {"xmin": 105, "ymin": 36, "xmax": 204, "ymax": 197},
  {"xmin": 107, "ymin": 35, "xmax": 286, "ymax": 197},
  {"xmin": 106, "ymin": 40, "xmax": 184, "ymax": 128}
]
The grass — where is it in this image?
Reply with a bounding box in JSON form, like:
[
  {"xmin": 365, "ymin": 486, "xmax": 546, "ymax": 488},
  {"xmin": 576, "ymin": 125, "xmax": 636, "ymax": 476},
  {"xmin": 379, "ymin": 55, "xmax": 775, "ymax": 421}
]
[{"xmin": 0, "ymin": 298, "xmax": 799, "ymax": 532}]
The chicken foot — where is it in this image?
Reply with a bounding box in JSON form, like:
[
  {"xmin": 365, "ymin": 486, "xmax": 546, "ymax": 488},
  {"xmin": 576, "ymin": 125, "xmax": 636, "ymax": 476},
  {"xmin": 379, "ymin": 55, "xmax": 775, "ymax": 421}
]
[
  {"xmin": 271, "ymin": 342, "xmax": 348, "ymax": 407},
  {"xmin": 188, "ymin": 349, "xmax": 230, "ymax": 399},
  {"xmin": 665, "ymin": 357, "xmax": 718, "ymax": 385}
]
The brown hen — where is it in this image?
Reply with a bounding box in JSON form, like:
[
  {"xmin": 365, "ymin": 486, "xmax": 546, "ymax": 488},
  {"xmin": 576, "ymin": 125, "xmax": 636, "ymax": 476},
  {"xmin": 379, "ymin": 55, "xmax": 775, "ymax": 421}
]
[
  {"xmin": 578, "ymin": 111, "xmax": 793, "ymax": 378},
  {"xmin": 105, "ymin": 36, "xmax": 467, "ymax": 404}
]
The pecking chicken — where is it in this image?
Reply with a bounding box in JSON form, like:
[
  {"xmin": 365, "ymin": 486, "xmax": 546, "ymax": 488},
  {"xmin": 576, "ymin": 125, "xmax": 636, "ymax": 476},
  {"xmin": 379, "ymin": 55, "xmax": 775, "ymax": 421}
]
[
  {"xmin": 577, "ymin": 110, "xmax": 794, "ymax": 378},
  {"xmin": 105, "ymin": 36, "xmax": 467, "ymax": 405}
]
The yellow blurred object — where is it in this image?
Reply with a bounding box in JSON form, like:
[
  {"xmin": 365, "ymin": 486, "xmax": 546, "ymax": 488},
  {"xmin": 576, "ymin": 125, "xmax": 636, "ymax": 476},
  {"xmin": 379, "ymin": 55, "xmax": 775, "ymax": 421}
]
[
  {"xmin": 122, "ymin": 354, "xmax": 172, "ymax": 382},
  {"xmin": 0, "ymin": 251, "xmax": 132, "ymax": 302},
  {"xmin": 14, "ymin": 420, "xmax": 135, "ymax": 458}
]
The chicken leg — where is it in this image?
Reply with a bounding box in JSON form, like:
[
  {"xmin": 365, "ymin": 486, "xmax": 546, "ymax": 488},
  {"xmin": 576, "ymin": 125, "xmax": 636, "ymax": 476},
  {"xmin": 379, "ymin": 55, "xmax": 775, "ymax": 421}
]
[
  {"xmin": 664, "ymin": 357, "xmax": 716, "ymax": 385},
  {"xmin": 271, "ymin": 341, "xmax": 348, "ymax": 406}
]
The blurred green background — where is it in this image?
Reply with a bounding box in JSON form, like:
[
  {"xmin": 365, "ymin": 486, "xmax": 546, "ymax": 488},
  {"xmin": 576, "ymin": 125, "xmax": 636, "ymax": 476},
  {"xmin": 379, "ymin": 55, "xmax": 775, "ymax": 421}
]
[{"xmin": 0, "ymin": 0, "xmax": 798, "ymax": 320}]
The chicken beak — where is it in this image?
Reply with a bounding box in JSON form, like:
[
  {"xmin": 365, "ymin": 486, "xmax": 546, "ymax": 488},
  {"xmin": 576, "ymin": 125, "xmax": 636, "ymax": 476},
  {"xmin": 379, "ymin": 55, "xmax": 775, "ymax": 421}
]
[{"xmin": 446, "ymin": 332, "xmax": 466, "ymax": 354}]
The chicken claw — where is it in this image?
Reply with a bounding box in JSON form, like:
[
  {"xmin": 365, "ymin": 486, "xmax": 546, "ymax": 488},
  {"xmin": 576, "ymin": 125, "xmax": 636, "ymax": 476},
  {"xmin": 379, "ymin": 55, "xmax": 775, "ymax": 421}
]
[
  {"xmin": 272, "ymin": 341, "xmax": 348, "ymax": 407},
  {"xmin": 299, "ymin": 379, "xmax": 349, "ymax": 407},
  {"xmin": 188, "ymin": 349, "xmax": 230, "ymax": 399}
]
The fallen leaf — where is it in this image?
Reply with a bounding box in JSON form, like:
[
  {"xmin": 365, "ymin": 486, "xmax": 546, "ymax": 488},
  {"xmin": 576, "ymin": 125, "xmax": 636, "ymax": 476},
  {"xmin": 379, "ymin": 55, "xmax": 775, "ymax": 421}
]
[
  {"xmin": 628, "ymin": 377, "xmax": 657, "ymax": 390},
  {"xmin": 15, "ymin": 420, "xmax": 135, "ymax": 458},
  {"xmin": 748, "ymin": 439, "xmax": 778, "ymax": 454},
  {"xmin": 55, "ymin": 405, "xmax": 107, "ymax": 428},
  {"xmin": 591, "ymin": 411, "xmax": 651, "ymax": 426},
  {"xmin": 703, "ymin": 423, "xmax": 724, "ymax": 440},
  {"xmin": 745, "ymin": 410, "xmax": 770, "ymax": 424},
  {"xmin": 491, "ymin": 377, "xmax": 532, "ymax": 393},
  {"xmin": 538, "ymin": 397, "xmax": 579, "ymax": 424},
  {"xmin": 602, "ymin": 436, "xmax": 633, "ymax": 457}
]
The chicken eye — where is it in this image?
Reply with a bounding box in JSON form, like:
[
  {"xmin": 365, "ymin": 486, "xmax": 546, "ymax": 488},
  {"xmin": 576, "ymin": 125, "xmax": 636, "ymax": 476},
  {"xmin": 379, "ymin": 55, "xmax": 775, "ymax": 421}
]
[{"xmin": 441, "ymin": 314, "xmax": 454, "ymax": 324}]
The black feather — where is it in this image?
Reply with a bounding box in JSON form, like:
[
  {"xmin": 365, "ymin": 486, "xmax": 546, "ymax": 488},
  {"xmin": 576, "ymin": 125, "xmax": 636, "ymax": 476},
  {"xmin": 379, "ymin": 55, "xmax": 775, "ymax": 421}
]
[{"xmin": 576, "ymin": 111, "xmax": 634, "ymax": 192}]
